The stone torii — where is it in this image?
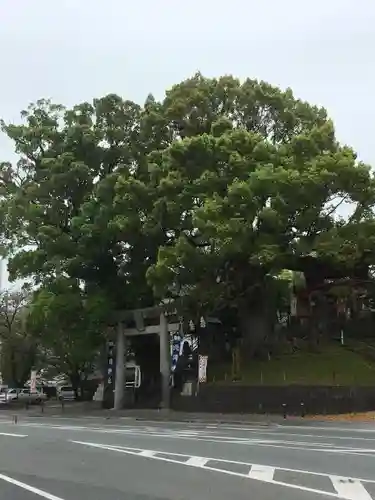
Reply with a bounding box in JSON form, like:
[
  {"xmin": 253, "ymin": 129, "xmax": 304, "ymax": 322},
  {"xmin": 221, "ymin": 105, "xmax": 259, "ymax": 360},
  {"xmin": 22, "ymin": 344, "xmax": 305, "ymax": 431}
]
[{"xmin": 111, "ymin": 305, "xmax": 180, "ymax": 410}]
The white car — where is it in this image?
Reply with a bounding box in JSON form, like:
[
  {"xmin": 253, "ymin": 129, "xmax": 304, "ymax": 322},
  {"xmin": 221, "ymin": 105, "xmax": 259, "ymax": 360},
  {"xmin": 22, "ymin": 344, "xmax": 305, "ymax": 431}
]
[
  {"xmin": 6, "ymin": 388, "xmax": 47, "ymax": 404},
  {"xmin": 0, "ymin": 388, "xmax": 9, "ymax": 404},
  {"xmin": 57, "ymin": 386, "xmax": 75, "ymax": 401},
  {"xmin": 4, "ymin": 388, "xmax": 20, "ymax": 402},
  {"xmin": 19, "ymin": 388, "xmax": 47, "ymax": 404}
]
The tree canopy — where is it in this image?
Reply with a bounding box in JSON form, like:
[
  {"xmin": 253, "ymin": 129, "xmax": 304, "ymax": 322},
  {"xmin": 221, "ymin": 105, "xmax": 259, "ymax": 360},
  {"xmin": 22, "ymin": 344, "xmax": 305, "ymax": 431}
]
[
  {"xmin": 1, "ymin": 73, "xmax": 374, "ymax": 360},
  {"xmin": 0, "ymin": 289, "xmax": 36, "ymax": 386},
  {"xmin": 26, "ymin": 278, "xmax": 111, "ymax": 390}
]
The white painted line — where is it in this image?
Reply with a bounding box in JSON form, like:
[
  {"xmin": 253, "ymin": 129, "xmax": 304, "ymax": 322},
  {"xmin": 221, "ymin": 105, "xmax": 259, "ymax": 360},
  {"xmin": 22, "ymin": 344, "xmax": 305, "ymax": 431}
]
[
  {"xmin": 72, "ymin": 441, "xmax": 340, "ymax": 499},
  {"xmin": 0, "ymin": 432, "xmax": 27, "ymax": 438},
  {"xmin": 185, "ymin": 456, "xmax": 208, "ymax": 467},
  {"xmin": 243, "ymin": 429, "xmax": 375, "ymax": 443},
  {"xmin": 0, "ymin": 473, "xmax": 64, "ymax": 500},
  {"xmin": 11, "ymin": 421, "xmax": 374, "ymax": 456},
  {"xmin": 218, "ymin": 425, "xmax": 273, "ymax": 432},
  {"xmin": 330, "ymin": 476, "xmax": 372, "ymax": 500},
  {"xmin": 138, "ymin": 450, "xmax": 156, "ymax": 457},
  {"xmin": 249, "ymin": 465, "xmax": 275, "ymax": 481},
  {"xmin": 278, "ymin": 424, "xmax": 375, "ymax": 434},
  {"xmin": 175, "ymin": 431, "xmax": 200, "ymax": 436},
  {"xmin": 8, "ymin": 420, "xmax": 375, "ymax": 459},
  {"xmin": 71, "ymin": 440, "xmax": 375, "ymax": 485}
]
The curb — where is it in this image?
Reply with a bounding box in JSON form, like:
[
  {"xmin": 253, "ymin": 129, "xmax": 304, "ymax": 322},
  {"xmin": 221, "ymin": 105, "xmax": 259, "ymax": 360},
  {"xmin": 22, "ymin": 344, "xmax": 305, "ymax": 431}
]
[
  {"xmin": 0, "ymin": 411, "xmax": 275, "ymax": 426},
  {"xmin": 127, "ymin": 416, "xmax": 274, "ymax": 426}
]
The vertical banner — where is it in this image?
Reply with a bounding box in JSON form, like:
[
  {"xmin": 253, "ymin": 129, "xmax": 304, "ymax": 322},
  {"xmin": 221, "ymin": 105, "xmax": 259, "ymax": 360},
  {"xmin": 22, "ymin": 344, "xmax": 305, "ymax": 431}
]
[
  {"xmin": 170, "ymin": 330, "xmax": 183, "ymax": 372},
  {"xmin": 106, "ymin": 340, "xmax": 116, "ymax": 394},
  {"xmin": 198, "ymin": 355, "xmax": 208, "ymax": 383},
  {"xmin": 102, "ymin": 339, "xmax": 118, "ymax": 408},
  {"xmin": 290, "ymin": 294, "xmax": 297, "ymax": 317},
  {"xmin": 30, "ymin": 370, "xmax": 37, "ymax": 393}
]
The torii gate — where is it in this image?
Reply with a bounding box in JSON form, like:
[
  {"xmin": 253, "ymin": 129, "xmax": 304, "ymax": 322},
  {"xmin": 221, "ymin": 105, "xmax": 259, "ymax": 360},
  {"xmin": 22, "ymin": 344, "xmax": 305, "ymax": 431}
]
[{"xmin": 112, "ymin": 305, "xmax": 180, "ymax": 410}]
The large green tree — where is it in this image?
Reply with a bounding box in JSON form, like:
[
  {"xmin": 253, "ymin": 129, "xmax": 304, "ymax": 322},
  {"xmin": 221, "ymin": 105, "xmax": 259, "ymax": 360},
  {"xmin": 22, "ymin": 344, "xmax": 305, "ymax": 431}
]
[
  {"xmin": 26, "ymin": 278, "xmax": 111, "ymax": 392},
  {"xmin": 139, "ymin": 74, "xmax": 375, "ymax": 356},
  {"xmin": 0, "ymin": 95, "xmax": 160, "ymax": 380},
  {"xmin": 0, "ymin": 289, "xmax": 37, "ymax": 386},
  {"xmin": 1, "ymin": 73, "xmax": 374, "ymax": 363},
  {"xmin": 0, "ymin": 94, "xmax": 162, "ymax": 311}
]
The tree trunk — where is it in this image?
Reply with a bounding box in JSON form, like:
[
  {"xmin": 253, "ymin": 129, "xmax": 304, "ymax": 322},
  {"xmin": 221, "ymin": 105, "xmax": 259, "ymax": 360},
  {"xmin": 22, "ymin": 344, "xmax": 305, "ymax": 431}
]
[
  {"xmin": 10, "ymin": 348, "xmax": 18, "ymax": 387},
  {"xmin": 238, "ymin": 300, "xmax": 271, "ymax": 362},
  {"xmin": 69, "ymin": 371, "xmax": 81, "ymax": 400}
]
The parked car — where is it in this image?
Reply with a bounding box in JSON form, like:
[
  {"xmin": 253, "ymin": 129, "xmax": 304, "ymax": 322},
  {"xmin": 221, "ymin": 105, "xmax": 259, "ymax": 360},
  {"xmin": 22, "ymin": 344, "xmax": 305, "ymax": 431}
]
[
  {"xmin": 4, "ymin": 388, "xmax": 47, "ymax": 405},
  {"xmin": 18, "ymin": 388, "xmax": 47, "ymax": 404},
  {"xmin": 57, "ymin": 386, "xmax": 75, "ymax": 401},
  {"xmin": 0, "ymin": 387, "xmax": 9, "ymax": 404},
  {"xmin": 4, "ymin": 388, "xmax": 21, "ymax": 402}
]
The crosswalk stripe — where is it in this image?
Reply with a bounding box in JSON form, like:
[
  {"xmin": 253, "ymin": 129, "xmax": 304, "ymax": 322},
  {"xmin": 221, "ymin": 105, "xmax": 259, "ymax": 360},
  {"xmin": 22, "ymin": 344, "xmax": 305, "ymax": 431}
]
[
  {"xmin": 248, "ymin": 465, "xmax": 275, "ymax": 481},
  {"xmin": 330, "ymin": 476, "xmax": 372, "ymax": 500}
]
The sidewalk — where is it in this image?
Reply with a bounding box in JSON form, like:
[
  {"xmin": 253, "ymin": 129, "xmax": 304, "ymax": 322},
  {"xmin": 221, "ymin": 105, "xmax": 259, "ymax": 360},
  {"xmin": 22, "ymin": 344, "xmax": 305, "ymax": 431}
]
[
  {"xmin": 106, "ymin": 408, "xmax": 278, "ymax": 425},
  {"xmin": 0, "ymin": 402, "xmax": 278, "ymax": 425},
  {"xmin": 2, "ymin": 402, "xmax": 375, "ymax": 424}
]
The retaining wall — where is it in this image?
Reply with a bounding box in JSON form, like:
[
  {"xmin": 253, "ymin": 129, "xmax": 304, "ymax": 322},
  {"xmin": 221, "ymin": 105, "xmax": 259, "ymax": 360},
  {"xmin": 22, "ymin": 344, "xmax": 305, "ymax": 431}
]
[{"xmin": 171, "ymin": 384, "xmax": 375, "ymax": 415}]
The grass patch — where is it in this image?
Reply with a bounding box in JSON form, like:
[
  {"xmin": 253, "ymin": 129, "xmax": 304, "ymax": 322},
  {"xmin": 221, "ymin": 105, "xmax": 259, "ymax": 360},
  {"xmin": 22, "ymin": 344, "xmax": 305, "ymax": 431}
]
[{"xmin": 208, "ymin": 343, "xmax": 375, "ymax": 386}]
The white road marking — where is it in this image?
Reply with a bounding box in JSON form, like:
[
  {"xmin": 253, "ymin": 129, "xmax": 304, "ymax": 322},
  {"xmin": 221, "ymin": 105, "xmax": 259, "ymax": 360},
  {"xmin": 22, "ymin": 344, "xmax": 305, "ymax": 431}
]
[
  {"xmin": 4, "ymin": 421, "xmax": 375, "ymax": 458},
  {"xmin": 11, "ymin": 418, "xmax": 375, "ymax": 445},
  {"xmin": 138, "ymin": 450, "xmax": 156, "ymax": 457},
  {"xmin": 185, "ymin": 456, "xmax": 208, "ymax": 467},
  {"xmin": 278, "ymin": 424, "xmax": 375, "ymax": 434},
  {"xmin": 72, "ymin": 440, "xmax": 375, "ymax": 499},
  {"xmin": 245, "ymin": 429, "xmax": 375, "ymax": 443},
  {"xmin": 330, "ymin": 476, "xmax": 373, "ymax": 500},
  {"xmin": 249, "ymin": 465, "xmax": 275, "ymax": 481},
  {"xmin": 0, "ymin": 432, "xmax": 27, "ymax": 437},
  {"xmin": 216, "ymin": 425, "xmax": 272, "ymax": 431},
  {"xmin": 175, "ymin": 430, "xmax": 200, "ymax": 435},
  {"xmin": 0, "ymin": 472, "xmax": 64, "ymax": 500}
]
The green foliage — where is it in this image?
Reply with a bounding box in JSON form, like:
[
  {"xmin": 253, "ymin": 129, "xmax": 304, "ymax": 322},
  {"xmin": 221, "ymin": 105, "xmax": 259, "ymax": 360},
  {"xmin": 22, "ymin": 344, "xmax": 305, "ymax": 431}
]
[
  {"xmin": 208, "ymin": 343, "xmax": 375, "ymax": 386},
  {"xmin": 0, "ymin": 73, "xmax": 374, "ymax": 363},
  {"xmin": 146, "ymin": 123, "xmax": 373, "ymax": 311},
  {"xmin": 0, "ymin": 289, "xmax": 37, "ymax": 386},
  {"xmin": 0, "ymin": 95, "xmax": 155, "ymax": 310},
  {"xmin": 27, "ymin": 278, "xmax": 111, "ymax": 381}
]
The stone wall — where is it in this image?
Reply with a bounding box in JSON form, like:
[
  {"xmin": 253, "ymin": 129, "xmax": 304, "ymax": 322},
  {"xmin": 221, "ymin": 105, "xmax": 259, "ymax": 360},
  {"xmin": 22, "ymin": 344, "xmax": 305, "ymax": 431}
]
[{"xmin": 171, "ymin": 384, "xmax": 375, "ymax": 415}]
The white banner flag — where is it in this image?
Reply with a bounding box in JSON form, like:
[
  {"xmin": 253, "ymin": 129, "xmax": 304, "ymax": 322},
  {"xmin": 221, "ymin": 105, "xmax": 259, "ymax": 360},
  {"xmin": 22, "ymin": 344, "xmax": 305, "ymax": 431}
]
[
  {"xmin": 198, "ymin": 355, "xmax": 208, "ymax": 383},
  {"xmin": 30, "ymin": 370, "xmax": 37, "ymax": 393}
]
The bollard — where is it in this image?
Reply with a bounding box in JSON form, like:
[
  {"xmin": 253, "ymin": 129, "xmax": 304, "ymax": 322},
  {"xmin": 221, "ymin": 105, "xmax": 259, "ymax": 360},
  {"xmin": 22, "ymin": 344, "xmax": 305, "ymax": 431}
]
[
  {"xmin": 13, "ymin": 414, "xmax": 18, "ymax": 424},
  {"xmin": 61, "ymin": 397, "xmax": 65, "ymax": 412},
  {"xmin": 41, "ymin": 401, "xmax": 44, "ymax": 414},
  {"xmin": 282, "ymin": 403, "xmax": 287, "ymax": 419},
  {"xmin": 300, "ymin": 402, "xmax": 305, "ymax": 418}
]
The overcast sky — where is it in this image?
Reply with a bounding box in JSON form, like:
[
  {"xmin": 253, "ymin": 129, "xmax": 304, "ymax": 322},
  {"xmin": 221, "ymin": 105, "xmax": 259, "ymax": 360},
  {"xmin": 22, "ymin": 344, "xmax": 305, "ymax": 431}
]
[{"xmin": 1, "ymin": 0, "xmax": 374, "ymax": 287}]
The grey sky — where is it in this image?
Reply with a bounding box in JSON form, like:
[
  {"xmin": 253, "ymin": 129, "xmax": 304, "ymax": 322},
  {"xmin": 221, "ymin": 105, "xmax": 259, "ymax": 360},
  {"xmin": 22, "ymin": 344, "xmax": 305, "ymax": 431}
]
[{"xmin": 1, "ymin": 0, "xmax": 374, "ymax": 286}]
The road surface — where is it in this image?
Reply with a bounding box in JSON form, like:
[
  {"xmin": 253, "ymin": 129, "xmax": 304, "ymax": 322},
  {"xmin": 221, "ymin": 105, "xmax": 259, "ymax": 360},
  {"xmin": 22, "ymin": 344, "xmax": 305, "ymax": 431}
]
[{"xmin": 0, "ymin": 414, "xmax": 375, "ymax": 499}]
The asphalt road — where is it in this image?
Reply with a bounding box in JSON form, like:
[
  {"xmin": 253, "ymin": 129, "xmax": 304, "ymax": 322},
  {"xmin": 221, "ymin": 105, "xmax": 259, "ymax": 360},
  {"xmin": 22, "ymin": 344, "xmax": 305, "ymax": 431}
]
[{"xmin": 0, "ymin": 415, "xmax": 375, "ymax": 499}]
